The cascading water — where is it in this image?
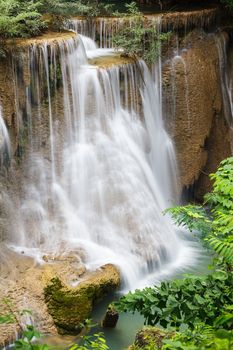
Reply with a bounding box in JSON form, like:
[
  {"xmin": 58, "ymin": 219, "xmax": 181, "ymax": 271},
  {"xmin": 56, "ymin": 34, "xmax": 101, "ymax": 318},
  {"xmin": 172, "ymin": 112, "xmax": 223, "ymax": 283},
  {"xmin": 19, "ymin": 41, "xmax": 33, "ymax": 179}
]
[
  {"xmin": 0, "ymin": 107, "xmax": 11, "ymax": 169},
  {"xmin": 4, "ymin": 31, "xmax": 199, "ymax": 291},
  {"xmin": 67, "ymin": 18, "xmax": 128, "ymax": 48},
  {"xmin": 216, "ymin": 32, "xmax": 233, "ymax": 124}
]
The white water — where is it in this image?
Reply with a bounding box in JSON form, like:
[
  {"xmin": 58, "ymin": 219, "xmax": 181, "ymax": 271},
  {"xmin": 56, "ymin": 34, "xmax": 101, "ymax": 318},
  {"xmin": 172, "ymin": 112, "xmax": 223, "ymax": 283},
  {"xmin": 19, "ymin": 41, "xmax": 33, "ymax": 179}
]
[
  {"xmin": 68, "ymin": 18, "xmax": 128, "ymax": 48},
  {"xmin": 0, "ymin": 107, "xmax": 11, "ymax": 169},
  {"xmin": 216, "ymin": 32, "xmax": 233, "ymax": 124},
  {"xmin": 5, "ymin": 33, "xmax": 199, "ymax": 291}
]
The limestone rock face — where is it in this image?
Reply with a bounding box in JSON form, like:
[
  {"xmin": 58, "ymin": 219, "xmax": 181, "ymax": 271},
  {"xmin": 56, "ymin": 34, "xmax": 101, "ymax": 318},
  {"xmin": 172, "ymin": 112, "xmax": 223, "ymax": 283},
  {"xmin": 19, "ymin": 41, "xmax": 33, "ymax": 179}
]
[
  {"xmin": 0, "ymin": 31, "xmax": 77, "ymax": 156},
  {"xmin": 44, "ymin": 264, "xmax": 120, "ymax": 334},
  {"xmin": 195, "ymin": 113, "xmax": 233, "ymax": 199},
  {"xmin": 163, "ymin": 30, "xmax": 232, "ymax": 197},
  {"xmin": 0, "ymin": 24, "xmax": 231, "ymax": 202}
]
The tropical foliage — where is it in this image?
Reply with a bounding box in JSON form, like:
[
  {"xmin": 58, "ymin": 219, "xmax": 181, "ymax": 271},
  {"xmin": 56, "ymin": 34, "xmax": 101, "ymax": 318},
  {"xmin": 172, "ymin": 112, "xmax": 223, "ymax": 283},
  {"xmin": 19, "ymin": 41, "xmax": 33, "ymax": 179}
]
[
  {"xmin": 113, "ymin": 2, "xmax": 171, "ymax": 63},
  {"xmin": 0, "ymin": 0, "xmax": 115, "ymax": 39},
  {"xmin": 167, "ymin": 157, "xmax": 233, "ymax": 267},
  {"xmin": 0, "ymin": 0, "xmax": 45, "ymax": 38},
  {"xmin": 115, "ymin": 157, "xmax": 233, "ymax": 350},
  {"xmin": 130, "ymin": 324, "xmax": 233, "ymax": 350},
  {"xmin": 222, "ymin": 0, "xmax": 233, "ymax": 10},
  {"xmin": 115, "ymin": 271, "xmax": 233, "ymax": 329}
]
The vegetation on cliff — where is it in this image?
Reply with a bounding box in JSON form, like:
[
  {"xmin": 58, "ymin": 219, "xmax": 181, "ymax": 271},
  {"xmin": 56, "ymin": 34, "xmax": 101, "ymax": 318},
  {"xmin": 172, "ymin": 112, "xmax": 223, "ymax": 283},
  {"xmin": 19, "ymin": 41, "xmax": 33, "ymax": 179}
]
[
  {"xmin": 115, "ymin": 157, "xmax": 233, "ymax": 350},
  {"xmin": 113, "ymin": 2, "xmax": 171, "ymax": 63},
  {"xmin": 0, "ymin": 0, "xmax": 115, "ymax": 39},
  {"xmin": 222, "ymin": 0, "xmax": 233, "ymax": 11}
]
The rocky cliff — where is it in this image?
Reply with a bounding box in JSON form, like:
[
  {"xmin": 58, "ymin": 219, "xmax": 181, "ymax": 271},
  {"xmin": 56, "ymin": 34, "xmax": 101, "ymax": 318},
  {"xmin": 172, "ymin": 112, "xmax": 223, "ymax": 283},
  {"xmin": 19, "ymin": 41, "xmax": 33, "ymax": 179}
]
[
  {"xmin": 0, "ymin": 11, "xmax": 232, "ymax": 197},
  {"xmin": 163, "ymin": 29, "xmax": 232, "ymax": 199}
]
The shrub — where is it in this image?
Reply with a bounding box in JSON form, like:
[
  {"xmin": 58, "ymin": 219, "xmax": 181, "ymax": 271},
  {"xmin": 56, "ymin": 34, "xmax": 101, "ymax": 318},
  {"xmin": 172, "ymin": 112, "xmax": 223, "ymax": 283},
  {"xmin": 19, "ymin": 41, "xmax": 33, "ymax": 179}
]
[
  {"xmin": 113, "ymin": 2, "xmax": 171, "ymax": 64},
  {"xmin": 222, "ymin": 0, "xmax": 233, "ymax": 11},
  {"xmin": 0, "ymin": 0, "xmax": 116, "ymax": 39}
]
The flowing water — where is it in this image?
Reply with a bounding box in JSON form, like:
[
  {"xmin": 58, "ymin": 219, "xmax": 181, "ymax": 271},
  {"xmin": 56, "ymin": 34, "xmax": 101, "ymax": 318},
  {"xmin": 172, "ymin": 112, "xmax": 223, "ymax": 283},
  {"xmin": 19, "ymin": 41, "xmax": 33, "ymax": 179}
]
[
  {"xmin": 67, "ymin": 17, "xmax": 132, "ymax": 48},
  {"xmin": 0, "ymin": 108, "xmax": 11, "ymax": 170},
  {"xmin": 216, "ymin": 32, "xmax": 233, "ymax": 124},
  {"xmin": 1, "ymin": 28, "xmax": 201, "ymax": 292}
]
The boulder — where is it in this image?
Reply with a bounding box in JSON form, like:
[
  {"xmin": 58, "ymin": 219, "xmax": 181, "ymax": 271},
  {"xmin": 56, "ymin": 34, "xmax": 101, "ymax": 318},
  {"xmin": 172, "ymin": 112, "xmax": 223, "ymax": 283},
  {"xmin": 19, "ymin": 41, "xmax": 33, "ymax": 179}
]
[
  {"xmin": 44, "ymin": 264, "xmax": 120, "ymax": 334},
  {"xmin": 129, "ymin": 326, "xmax": 174, "ymax": 349},
  {"xmin": 0, "ymin": 246, "xmax": 120, "ymax": 346}
]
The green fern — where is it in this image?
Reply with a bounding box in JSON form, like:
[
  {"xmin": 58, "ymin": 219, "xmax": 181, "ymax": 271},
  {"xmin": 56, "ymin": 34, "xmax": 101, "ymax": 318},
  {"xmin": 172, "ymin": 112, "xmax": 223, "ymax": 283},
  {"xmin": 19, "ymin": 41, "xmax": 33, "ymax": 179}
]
[
  {"xmin": 208, "ymin": 236, "xmax": 233, "ymax": 264},
  {"xmin": 166, "ymin": 158, "xmax": 233, "ymax": 266},
  {"xmin": 165, "ymin": 205, "xmax": 211, "ymax": 237}
]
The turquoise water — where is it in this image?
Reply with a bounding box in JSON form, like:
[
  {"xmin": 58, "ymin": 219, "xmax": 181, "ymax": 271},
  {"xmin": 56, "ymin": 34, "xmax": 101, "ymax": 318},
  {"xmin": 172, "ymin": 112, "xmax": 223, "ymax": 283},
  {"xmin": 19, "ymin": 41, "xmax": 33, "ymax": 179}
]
[{"xmin": 90, "ymin": 295, "xmax": 144, "ymax": 350}]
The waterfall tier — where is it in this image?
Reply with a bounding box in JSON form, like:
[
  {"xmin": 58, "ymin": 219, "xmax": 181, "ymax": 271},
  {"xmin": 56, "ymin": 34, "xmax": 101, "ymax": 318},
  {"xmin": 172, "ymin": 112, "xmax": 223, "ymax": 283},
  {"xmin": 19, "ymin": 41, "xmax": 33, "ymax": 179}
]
[
  {"xmin": 68, "ymin": 7, "xmax": 219, "ymax": 49},
  {"xmin": 0, "ymin": 33, "xmax": 199, "ymax": 290}
]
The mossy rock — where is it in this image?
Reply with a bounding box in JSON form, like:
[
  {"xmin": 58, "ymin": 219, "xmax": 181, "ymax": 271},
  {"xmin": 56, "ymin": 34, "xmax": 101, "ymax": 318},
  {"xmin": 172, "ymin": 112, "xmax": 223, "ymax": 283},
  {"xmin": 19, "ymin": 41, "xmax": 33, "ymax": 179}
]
[
  {"xmin": 129, "ymin": 327, "xmax": 175, "ymax": 350},
  {"xmin": 44, "ymin": 264, "xmax": 120, "ymax": 334},
  {"xmin": 88, "ymin": 54, "xmax": 135, "ymax": 68}
]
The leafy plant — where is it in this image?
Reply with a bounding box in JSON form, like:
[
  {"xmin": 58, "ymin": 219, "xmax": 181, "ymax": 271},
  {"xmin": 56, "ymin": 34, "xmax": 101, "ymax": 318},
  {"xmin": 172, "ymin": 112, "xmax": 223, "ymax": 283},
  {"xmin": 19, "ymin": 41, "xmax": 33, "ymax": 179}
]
[
  {"xmin": 14, "ymin": 325, "xmax": 50, "ymax": 350},
  {"xmin": 0, "ymin": 0, "xmax": 46, "ymax": 38},
  {"xmin": 164, "ymin": 205, "xmax": 211, "ymax": 237},
  {"xmin": 79, "ymin": 0, "xmax": 115, "ymax": 17},
  {"xmin": 69, "ymin": 333, "xmax": 109, "ymax": 350},
  {"xmin": 162, "ymin": 325, "xmax": 233, "ymax": 350},
  {"xmin": 113, "ymin": 2, "xmax": 171, "ymax": 64},
  {"xmin": 115, "ymin": 270, "xmax": 233, "ymax": 329},
  {"xmin": 0, "ymin": 299, "xmax": 48, "ymax": 350},
  {"xmin": 0, "ymin": 0, "xmax": 116, "ymax": 39},
  {"xmin": 124, "ymin": 1, "xmax": 141, "ymax": 15},
  {"xmin": 166, "ymin": 157, "xmax": 233, "ymax": 267},
  {"xmin": 130, "ymin": 324, "xmax": 233, "ymax": 350},
  {"xmin": 221, "ymin": 0, "xmax": 233, "ymax": 11}
]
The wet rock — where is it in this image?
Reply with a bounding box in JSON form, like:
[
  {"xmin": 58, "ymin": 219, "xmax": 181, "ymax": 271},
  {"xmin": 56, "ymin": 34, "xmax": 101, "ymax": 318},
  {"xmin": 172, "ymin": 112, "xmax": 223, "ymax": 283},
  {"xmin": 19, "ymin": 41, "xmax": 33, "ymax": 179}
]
[
  {"xmin": 163, "ymin": 30, "xmax": 232, "ymax": 197},
  {"xmin": 44, "ymin": 264, "xmax": 120, "ymax": 334},
  {"xmin": 0, "ymin": 30, "xmax": 77, "ymax": 157},
  {"xmin": 129, "ymin": 326, "xmax": 174, "ymax": 349},
  {"xmin": 102, "ymin": 303, "xmax": 119, "ymax": 328},
  {"xmin": 88, "ymin": 53, "xmax": 135, "ymax": 68},
  {"xmin": 0, "ymin": 246, "xmax": 120, "ymax": 346}
]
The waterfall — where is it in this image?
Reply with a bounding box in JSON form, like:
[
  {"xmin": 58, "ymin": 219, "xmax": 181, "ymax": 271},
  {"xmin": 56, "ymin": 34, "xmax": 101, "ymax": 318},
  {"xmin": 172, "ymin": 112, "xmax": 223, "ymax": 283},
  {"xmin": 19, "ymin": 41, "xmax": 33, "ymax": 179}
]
[
  {"xmin": 67, "ymin": 18, "xmax": 128, "ymax": 48},
  {"xmin": 67, "ymin": 7, "xmax": 219, "ymax": 49},
  {"xmin": 0, "ymin": 107, "xmax": 11, "ymax": 169},
  {"xmin": 216, "ymin": 32, "xmax": 233, "ymax": 124},
  {"xmin": 4, "ymin": 32, "xmax": 199, "ymax": 290}
]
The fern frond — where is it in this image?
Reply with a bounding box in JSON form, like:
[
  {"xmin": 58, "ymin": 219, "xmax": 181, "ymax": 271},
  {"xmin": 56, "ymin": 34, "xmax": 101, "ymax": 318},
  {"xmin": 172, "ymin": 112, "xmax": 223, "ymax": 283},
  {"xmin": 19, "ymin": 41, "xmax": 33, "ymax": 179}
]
[
  {"xmin": 208, "ymin": 237, "xmax": 233, "ymax": 263},
  {"xmin": 165, "ymin": 205, "xmax": 211, "ymax": 236}
]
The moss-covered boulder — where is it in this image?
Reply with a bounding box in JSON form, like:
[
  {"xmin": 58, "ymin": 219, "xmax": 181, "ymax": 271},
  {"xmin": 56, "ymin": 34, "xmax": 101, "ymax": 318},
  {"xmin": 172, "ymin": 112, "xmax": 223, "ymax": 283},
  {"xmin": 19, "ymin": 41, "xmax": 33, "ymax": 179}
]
[
  {"xmin": 44, "ymin": 264, "xmax": 120, "ymax": 334},
  {"xmin": 129, "ymin": 327, "xmax": 174, "ymax": 350}
]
